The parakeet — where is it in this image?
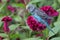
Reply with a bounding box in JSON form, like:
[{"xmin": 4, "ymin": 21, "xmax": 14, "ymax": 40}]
[
  {"xmin": 26, "ymin": 4, "xmax": 53, "ymax": 20},
  {"xmin": 26, "ymin": 4, "xmax": 54, "ymax": 33}
]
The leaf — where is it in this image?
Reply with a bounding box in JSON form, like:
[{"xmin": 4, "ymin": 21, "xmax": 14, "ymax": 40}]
[
  {"xmin": 19, "ymin": 32, "xmax": 27, "ymax": 39},
  {"xmin": 0, "ymin": 17, "xmax": 3, "ymax": 27},
  {"xmin": 49, "ymin": 21, "xmax": 60, "ymax": 37},
  {"xmin": 13, "ymin": 16, "xmax": 22, "ymax": 22},
  {"xmin": 21, "ymin": 26, "xmax": 30, "ymax": 29},
  {"xmin": 10, "ymin": 33, "xmax": 20, "ymax": 39},
  {"xmin": 58, "ymin": 0, "xmax": 60, "ymax": 4},
  {"xmin": 0, "ymin": 33, "xmax": 8, "ymax": 37},
  {"xmin": 43, "ymin": 29, "xmax": 49, "ymax": 38},
  {"xmin": 0, "ymin": 21, "xmax": 3, "ymax": 27},
  {"xmin": 0, "ymin": 3, "xmax": 7, "ymax": 12},
  {"xmin": 10, "ymin": 0, "xmax": 15, "ymax": 2},
  {"xmin": 29, "ymin": 0, "xmax": 41, "ymax": 4},
  {"xmin": 57, "ymin": 14, "xmax": 60, "ymax": 21},
  {"xmin": 2, "ymin": 0, "xmax": 7, "ymax": 2},
  {"xmin": 3, "ymin": 38, "xmax": 8, "ymax": 40},
  {"xmin": 50, "ymin": 37, "xmax": 60, "ymax": 40},
  {"xmin": 11, "ymin": 3, "xmax": 25, "ymax": 8},
  {"xmin": 49, "ymin": 14, "xmax": 60, "ymax": 37},
  {"xmin": 52, "ymin": 3, "xmax": 57, "ymax": 9},
  {"xmin": 9, "ymin": 24, "xmax": 20, "ymax": 30},
  {"xmin": 57, "ymin": 9, "xmax": 60, "ymax": 12},
  {"xmin": 22, "ymin": 38, "xmax": 43, "ymax": 40}
]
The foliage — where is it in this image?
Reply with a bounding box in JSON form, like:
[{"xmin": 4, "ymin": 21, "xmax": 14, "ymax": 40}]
[{"xmin": 0, "ymin": 0, "xmax": 60, "ymax": 40}]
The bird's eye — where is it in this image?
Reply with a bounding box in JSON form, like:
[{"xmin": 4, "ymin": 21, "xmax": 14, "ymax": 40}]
[{"xmin": 28, "ymin": 5, "xmax": 35, "ymax": 12}]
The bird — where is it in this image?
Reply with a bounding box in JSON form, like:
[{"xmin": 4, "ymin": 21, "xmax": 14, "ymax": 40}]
[{"xmin": 26, "ymin": 4, "xmax": 54, "ymax": 33}]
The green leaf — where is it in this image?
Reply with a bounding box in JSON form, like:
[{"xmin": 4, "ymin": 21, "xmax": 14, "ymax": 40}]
[
  {"xmin": 52, "ymin": 3, "xmax": 57, "ymax": 9},
  {"xmin": 58, "ymin": 0, "xmax": 60, "ymax": 4},
  {"xmin": 57, "ymin": 9, "xmax": 60, "ymax": 12},
  {"xmin": 49, "ymin": 14, "xmax": 60, "ymax": 37},
  {"xmin": 0, "ymin": 21, "xmax": 3, "ymax": 27},
  {"xmin": 3, "ymin": 38, "xmax": 8, "ymax": 40},
  {"xmin": 43, "ymin": 29, "xmax": 49, "ymax": 38},
  {"xmin": 9, "ymin": 24, "xmax": 20, "ymax": 30},
  {"xmin": 49, "ymin": 21, "xmax": 60, "ymax": 37},
  {"xmin": 10, "ymin": 0, "xmax": 15, "ymax": 2},
  {"xmin": 0, "ymin": 3, "xmax": 7, "ymax": 12},
  {"xmin": 57, "ymin": 14, "xmax": 60, "ymax": 21},
  {"xmin": 10, "ymin": 33, "xmax": 20, "ymax": 39},
  {"xmin": 19, "ymin": 32, "xmax": 27, "ymax": 39},
  {"xmin": 22, "ymin": 38, "xmax": 43, "ymax": 40},
  {"xmin": 0, "ymin": 33, "xmax": 8, "ymax": 37},
  {"xmin": 2, "ymin": 0, "xmax": 7, "ymax": 2},
  {"xmin": 50, "ymin": 37, "xmax": 60, "ymax": 40},
  {"xmin": 0, "ymin": 17, "xmax": 3, "ymax": 27},
  {"xmin": 13, "ymin": 16, "xmax": 22, "ymax": 22},
  {"xmin": 29, "ymin": 0, "xmax": 41, "ymax": 4},
  {"xmin": 21, "ymin": 26, "xmax": 30, "ymax": 29},
  {"xmin": 11, "ymin": 3, "xmax": 25, "ymax": 8}
]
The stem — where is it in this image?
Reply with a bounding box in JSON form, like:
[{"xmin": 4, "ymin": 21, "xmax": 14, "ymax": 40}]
[
  {"xmin": 3, "ymin": 22, "xmax": 10, "ymax": 33},
  {"xmin": 8, "ymin": 33, "xmax": 11, "ymax": 40},
  {"xmin": 4, "ymin": 22, "xmax": 11, "ymax": 40}
]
